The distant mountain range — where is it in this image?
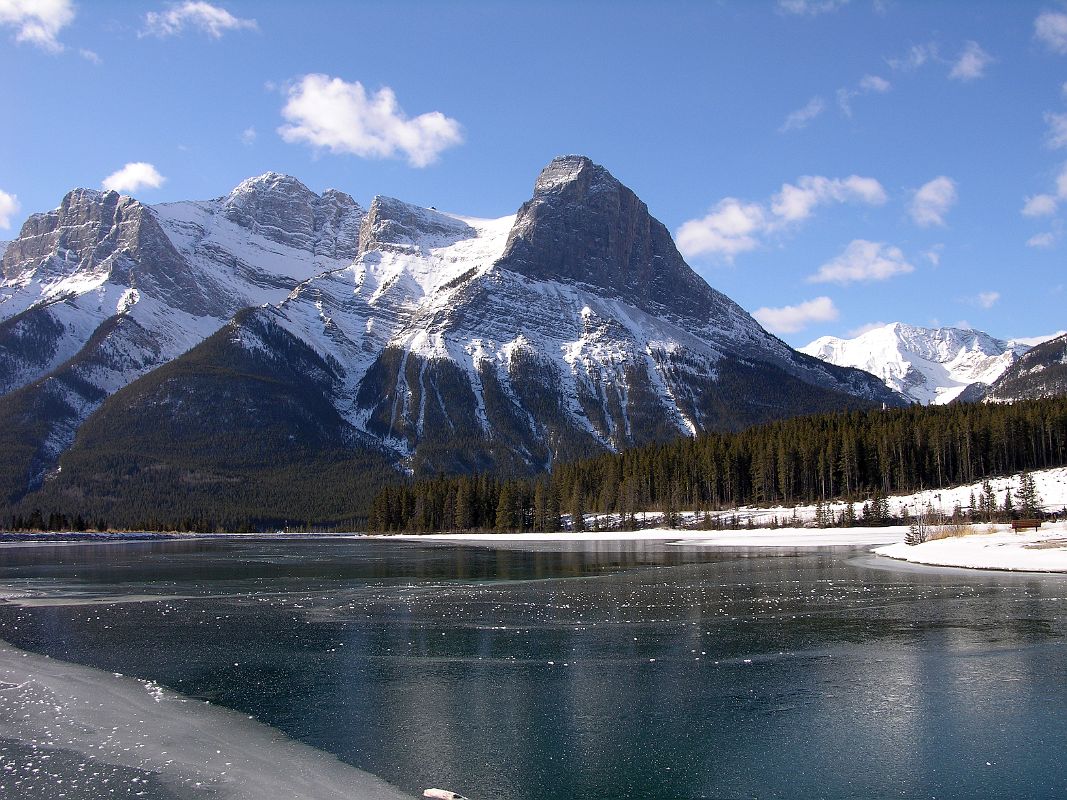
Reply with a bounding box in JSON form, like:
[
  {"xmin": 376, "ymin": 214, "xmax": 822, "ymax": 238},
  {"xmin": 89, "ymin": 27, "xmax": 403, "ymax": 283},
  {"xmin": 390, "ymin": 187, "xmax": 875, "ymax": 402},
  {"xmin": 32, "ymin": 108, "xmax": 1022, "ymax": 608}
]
[
  {"xmin": 802, "ymin": 323, "xmax": 1064, "ymax": 405},
  {"xmin": 0, "ymin": 156, "xmax": 902, "ymax": 524}
]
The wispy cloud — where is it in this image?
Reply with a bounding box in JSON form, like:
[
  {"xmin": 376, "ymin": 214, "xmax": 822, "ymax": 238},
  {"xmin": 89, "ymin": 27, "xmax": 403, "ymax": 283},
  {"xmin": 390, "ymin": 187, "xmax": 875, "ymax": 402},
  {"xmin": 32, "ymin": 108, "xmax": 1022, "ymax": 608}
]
[
  {"xmin": 923, "ymin": 244, "xmax": 944, "ymax": 266},
  {"xmin": 677, "ymin": 174, "xmax": 887, "ymax": 260},
  {"xmin": 910, "ymin": 176, "xmax": 957, "ymax": 227},
  {"xmin": 0, "ymin": 188, "xmax": 20, "ymax": 229},
  {"xmin": 1023, "ymin": 193, "xmax": 1058, "ymax": 217},
  {"xmin": 780, "ymin": 96, "xmax": 825, "ymax": 133},
  {"xmin": 143, "ymin": 2, "xmax": 257, "ymax": 38},
  {"xmin": 949, "ymin": 41, "xmax": 993, "ymax": 81},
  {"xmin": 808, "ymin": 240, "xmax": 914, "ymax": 284},
  {"xmin": 1035, "ymin": 10, "xmax": 1067, "ymax": 54},
  {"xmin": 886, "ymin": 42, "xmax": 938, "ymax": 72},
  {"xmin": 837, "ymin": 74, "xmax": 892, "ymax": 116},
  {"xmin": 278, "ymin": 74, "xmax": 463, "ymax": 167},
  {"xmin": 776, "ymin": 0, "xmax": 849, "ymax": 15},
  {"xmin": 240, "ymin": 126, "xmax": 257, "ymax": 145},
  {"xmin": 0, "ymin": 0, "xmax": 75, "ymax": 52},
  {"xmin": 753, "ymin": 296, "xmax": 839, "ymax": 335},
  {"xmin": 79, "ymin": 48, "xmax": 101, "ymax": 64},
  {"xmin": 859, "ymin": 74, "xmax": 891, "ymax": 93},
  {"xmin": 966, "ymin": 291, "xmax": 1000, "ymax": 309},
  {"xmin": 101, "ymin": 162, "xmax": 166, "ymax": 194},
  {"xmin": 1046, "ymin": 112, "xmax": 1067, "ymax": 149},
  {"xmin": 1027, "ymin": 231, "xmax": 1057, "ymax": 248},
  {"xmin": 771, "ymin": 175, "xmax": 886, "ymax": 222}
]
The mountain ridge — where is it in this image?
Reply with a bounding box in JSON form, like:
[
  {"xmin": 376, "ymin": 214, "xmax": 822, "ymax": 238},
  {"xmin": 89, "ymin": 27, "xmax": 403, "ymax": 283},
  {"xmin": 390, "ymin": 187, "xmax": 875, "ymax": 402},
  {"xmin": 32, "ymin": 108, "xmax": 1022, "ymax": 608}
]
[
  {"xmin": 1, "ymin": 156, "xmax": 904, "ymax": 523},
  {"xmin": 801, "ymin": 322, "xmax": 1062, "ymax": 405}
]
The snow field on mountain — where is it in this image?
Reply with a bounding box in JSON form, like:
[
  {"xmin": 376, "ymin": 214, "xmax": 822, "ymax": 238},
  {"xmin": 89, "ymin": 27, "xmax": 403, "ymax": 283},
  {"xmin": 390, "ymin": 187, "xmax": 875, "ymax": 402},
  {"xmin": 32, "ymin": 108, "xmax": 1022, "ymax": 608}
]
[{"xmin": 800, "ymin": 322, "xmax": 1062, "ymax": 404}]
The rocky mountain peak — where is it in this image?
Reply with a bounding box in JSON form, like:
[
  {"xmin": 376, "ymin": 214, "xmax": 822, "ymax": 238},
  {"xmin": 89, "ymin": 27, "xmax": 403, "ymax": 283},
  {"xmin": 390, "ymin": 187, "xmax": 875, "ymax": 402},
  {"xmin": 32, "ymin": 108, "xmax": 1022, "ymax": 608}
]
[
  {"xmin": 497, "ymin": 155, "xmax": 740, "ymax": 326},
  {"xmin": 358, "ymin": 195, "xmax": 474, "ymax": 255},
  {"xmin": 1, "ymin": 187, "xmax": 150, "ymax": 282},
  {"xmin": 221, "ymin": 173, "xmax": 364, "ymax": 259}
]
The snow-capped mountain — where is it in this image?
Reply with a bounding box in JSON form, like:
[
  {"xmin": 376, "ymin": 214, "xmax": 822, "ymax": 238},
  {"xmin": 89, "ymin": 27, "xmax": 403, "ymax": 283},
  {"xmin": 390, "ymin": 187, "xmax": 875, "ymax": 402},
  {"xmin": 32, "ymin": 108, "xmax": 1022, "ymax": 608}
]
[
  {"xmin": 0, "ymin": 174, "xmax": 364, "ymax": 502},
  {"xmin": 800, "ymin": 322, "xmax": 1046, "ymax": 405},
  {"xmin": 984, "ymin": 333, "xmax": 1067, "ymax": 403},
  {"xmin": 0, "ymin": 156, "xmax": 901, "ymax": 516}
]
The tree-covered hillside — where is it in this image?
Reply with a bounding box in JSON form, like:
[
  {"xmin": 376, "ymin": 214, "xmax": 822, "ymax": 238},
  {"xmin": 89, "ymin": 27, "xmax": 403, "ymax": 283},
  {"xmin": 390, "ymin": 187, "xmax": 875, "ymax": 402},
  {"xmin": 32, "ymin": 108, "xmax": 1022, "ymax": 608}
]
[{"xmin": 370, "ymin": 397, "xmax": 1067, "ymax": 532}]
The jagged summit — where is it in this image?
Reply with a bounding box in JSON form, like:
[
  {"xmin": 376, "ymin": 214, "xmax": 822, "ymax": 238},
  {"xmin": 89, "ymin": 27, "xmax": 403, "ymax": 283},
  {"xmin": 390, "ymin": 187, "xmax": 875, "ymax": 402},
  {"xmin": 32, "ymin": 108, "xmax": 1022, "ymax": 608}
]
[
  {"xmin": 802, "ymin": 322, "xmax": 1035, "ymax": 404},
  {"xmin": 1, "ymin": 158, "xmax": 904, "ymax": 519},
  {"xmin": 358, "ymin": 195, "xmax": 475, "ymax": 255},
  {"xmin": 219, "ymin": 172, "xmax": 364, "ymax": 259},
  {"xmin": 499, "ymin": 155, "xmax": 732, "ymax": 324}
]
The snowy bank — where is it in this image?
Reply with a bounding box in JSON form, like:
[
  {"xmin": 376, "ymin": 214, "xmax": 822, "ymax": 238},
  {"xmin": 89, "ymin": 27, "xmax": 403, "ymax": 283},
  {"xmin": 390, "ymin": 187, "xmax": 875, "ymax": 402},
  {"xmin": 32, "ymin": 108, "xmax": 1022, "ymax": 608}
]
[
  {"xmin": 383, "ymin": 527, "xmax": 906, "ymax": 548},
  {"xmin": 874, "ymin": 522, "xmax": 1067, "ymax": 573},
  {"xmin": 0, "ymin": 640, "xmax": 415, "ymax": 800}
]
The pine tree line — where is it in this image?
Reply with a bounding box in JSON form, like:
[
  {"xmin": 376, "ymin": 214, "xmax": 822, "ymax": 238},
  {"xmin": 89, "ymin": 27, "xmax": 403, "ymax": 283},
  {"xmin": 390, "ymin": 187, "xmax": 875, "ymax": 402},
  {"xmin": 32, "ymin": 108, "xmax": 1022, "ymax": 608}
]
[{"xmin": 370, "ymin": 397, "xmax": 1067, "ymax": 532}]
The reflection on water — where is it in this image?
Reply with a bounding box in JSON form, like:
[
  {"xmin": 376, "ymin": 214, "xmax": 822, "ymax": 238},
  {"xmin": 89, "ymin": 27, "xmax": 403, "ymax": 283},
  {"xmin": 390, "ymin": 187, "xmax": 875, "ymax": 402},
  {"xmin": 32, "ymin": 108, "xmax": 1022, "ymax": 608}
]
[{"xmin": 1, "ymin": 538, "xmax": 1066, "ymax": 799}]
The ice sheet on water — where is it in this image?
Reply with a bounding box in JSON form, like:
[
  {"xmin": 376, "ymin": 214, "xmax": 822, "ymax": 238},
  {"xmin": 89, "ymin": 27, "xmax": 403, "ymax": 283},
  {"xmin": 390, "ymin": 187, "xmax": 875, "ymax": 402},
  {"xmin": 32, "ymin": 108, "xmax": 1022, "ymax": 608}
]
[{"xmin": 0, "ymin": 640, "xmax": 414, "ymax": 800}]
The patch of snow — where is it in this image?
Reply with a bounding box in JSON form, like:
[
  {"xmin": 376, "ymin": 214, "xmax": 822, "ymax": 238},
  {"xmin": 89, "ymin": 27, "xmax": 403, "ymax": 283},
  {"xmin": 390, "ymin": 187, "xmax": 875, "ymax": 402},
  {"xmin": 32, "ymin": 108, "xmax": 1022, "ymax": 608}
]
[{"xmin": 875, "ymin": 523, "xmax": 1067, "ymax": 572}]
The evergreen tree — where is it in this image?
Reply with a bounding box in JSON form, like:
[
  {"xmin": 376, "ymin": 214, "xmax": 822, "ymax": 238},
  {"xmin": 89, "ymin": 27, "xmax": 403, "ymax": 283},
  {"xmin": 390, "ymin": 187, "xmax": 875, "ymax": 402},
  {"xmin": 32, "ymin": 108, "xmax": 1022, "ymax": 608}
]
[
  {"xmin": 1014, "ymin": 472, "xmax": 1041, "ymax": 518},
  {"xmin": 570, "ymin": 486, "xmax": 585, "ymax": 532}
]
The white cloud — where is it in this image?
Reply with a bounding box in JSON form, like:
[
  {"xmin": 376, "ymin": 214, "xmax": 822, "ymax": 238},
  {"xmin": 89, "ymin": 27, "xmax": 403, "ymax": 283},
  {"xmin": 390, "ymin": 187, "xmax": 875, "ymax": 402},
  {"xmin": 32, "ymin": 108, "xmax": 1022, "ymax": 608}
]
[
  {"xmin": 79, "ymin": 47, "xmax": 100, "ymax": 64},
  {"xmin": 847, "ymin": 321, "xmax": 889, "ymax": 338},
  {"xmin": 1046, "ymin": 112, "xmax": 1067, "ymax": 149},
  {"xmin": 1035, "ymin": 10, "xmax": 1067, "ymax": 54},
  {"xmin": 753, "ymin": 296, "xmax": 839, "ymax": 335},
  {"xmin": 910, "ymin": 176, "xmax": 957, "ymax": 227},
  {"xmin": 808, "ymin": 240, "xmax": 915, "ymax": 284},
  {"xmin": 887, "ymin": 42, "xmax": 938, "ymax": 72},
  {"xmin": 101, "ymin": 162, "xmax": 166, "ymax": 194},
  {"xmin": 1059, "ymin": 164, "xmax": 1067, "ymax": 198},
  {"xmin": 771, "ymin": 174, "xmax": 886, "ymax": 222},
  {"xmin": 838, "ymin": 74, "xmax": 892, "ymax": 116},
  {"xmin": 923, "ymin": 244, "xmax": 944, "ymax": 266},
  {"xmin": 776, "ymin": 0, "xmax": 849, "ymax": 14},
  {"xmin": 278, "ymin": 74, "xmax": 463, "ymax": 168},
  {"xmin": 859, "ymin": 74, "xmax": 891, "ymax": 93},
  {"xmin": 675, "ymin": 199, "xmax": 766, "ymax": 260},
  {"xmin": 780, "ymin": 96, "xmax": 825, "ymax": 133},
  {"xmin": 1027, "ymin": 231, "xmax": 1056, "ymax": 248},
  {"xmin": 971, "ymin": 291, "xmax": 1000, "ymax": 309},
  {"xmin": 1023, "ymin": 193, "xmax": 1058, "ymax": 217},
  {"xmin": 949, "ymin": 41, "xmax": 993, "ymax": 81},
  {"xmin": 240, "ymin": 126, "xmax": 257, "ymax": 145},
  {"xmin": 677, "ymin": 173, "xmax": 885, "ymax": 260},
  {"xmin": 0, "ymin": 188, "xmax": 20, "ymax": 229},
  {"xmin": 0, "ymin": 0, "xmax": 74, "ymax": 51},
  {"xmin": 143, "ymin": 1, "xmax": 257, "ymax": 38},
  {"xmin": 1013, "ymin": 330, "xmax": 1067, "ymax": 346}
]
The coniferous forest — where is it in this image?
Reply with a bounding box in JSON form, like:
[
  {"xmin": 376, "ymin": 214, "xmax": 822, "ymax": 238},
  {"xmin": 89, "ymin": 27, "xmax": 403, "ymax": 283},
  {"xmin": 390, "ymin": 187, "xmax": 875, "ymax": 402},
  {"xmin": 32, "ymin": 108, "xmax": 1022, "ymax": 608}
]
[
  {"xmin": 5, "ymin": 397, "xmax": 1067, "ymax": 533},
  {"xmin": 369, "ymin": 397, "xmax": 1067, "ymax": 533}
]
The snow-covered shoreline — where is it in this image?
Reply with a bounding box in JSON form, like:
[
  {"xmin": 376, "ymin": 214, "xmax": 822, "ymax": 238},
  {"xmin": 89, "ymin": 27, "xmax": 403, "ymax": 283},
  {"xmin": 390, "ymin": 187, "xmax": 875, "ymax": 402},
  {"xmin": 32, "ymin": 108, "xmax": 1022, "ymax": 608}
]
[
  {"xmin": 381, "ymin": 527, "xmax": 908, "ymax": 548},
  {"xmin": 874, "ymin": 522, "xmax": 1067, "ymax": 573}
]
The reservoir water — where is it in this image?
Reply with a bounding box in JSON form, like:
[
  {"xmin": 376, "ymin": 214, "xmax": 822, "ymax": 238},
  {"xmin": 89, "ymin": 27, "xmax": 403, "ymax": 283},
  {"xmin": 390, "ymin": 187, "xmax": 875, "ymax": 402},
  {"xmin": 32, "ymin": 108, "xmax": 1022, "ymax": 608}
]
[{"xmin": 1, "ymin": 537, "xmax": 1065, "ymax": 799}]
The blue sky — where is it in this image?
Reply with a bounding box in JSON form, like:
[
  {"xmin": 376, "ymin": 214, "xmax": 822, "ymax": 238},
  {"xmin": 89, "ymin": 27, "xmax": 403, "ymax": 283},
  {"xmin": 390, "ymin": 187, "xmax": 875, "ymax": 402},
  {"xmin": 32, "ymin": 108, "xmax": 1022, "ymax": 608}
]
[{"xmin": 1, "ymin": 0, "xmax": 1065, "ymax": 346}]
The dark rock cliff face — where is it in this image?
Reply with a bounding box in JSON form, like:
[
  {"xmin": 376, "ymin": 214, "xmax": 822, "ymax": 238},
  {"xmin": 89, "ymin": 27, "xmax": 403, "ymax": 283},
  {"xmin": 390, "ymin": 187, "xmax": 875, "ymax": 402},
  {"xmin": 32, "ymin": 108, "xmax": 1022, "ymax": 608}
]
[{"xmin": 498, "ymin": 155, "xmax": 727, "ymax": 324}]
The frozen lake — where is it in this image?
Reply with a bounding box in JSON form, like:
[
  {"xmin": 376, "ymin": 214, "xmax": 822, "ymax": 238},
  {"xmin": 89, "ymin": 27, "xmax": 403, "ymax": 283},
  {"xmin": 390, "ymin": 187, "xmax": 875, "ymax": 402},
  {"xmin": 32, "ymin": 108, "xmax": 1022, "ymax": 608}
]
[{"xmin": 1, "ymin": 536, "xmax": 1066, "ymax": 799}]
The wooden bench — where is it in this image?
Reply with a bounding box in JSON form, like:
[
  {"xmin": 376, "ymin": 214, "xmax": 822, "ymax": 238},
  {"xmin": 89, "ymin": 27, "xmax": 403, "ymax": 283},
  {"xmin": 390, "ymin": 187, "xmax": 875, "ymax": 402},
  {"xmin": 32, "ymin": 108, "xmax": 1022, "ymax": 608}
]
[{"xmin": 1011, "ymin": 519, "xmax": 1042, "ymax": 532}]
